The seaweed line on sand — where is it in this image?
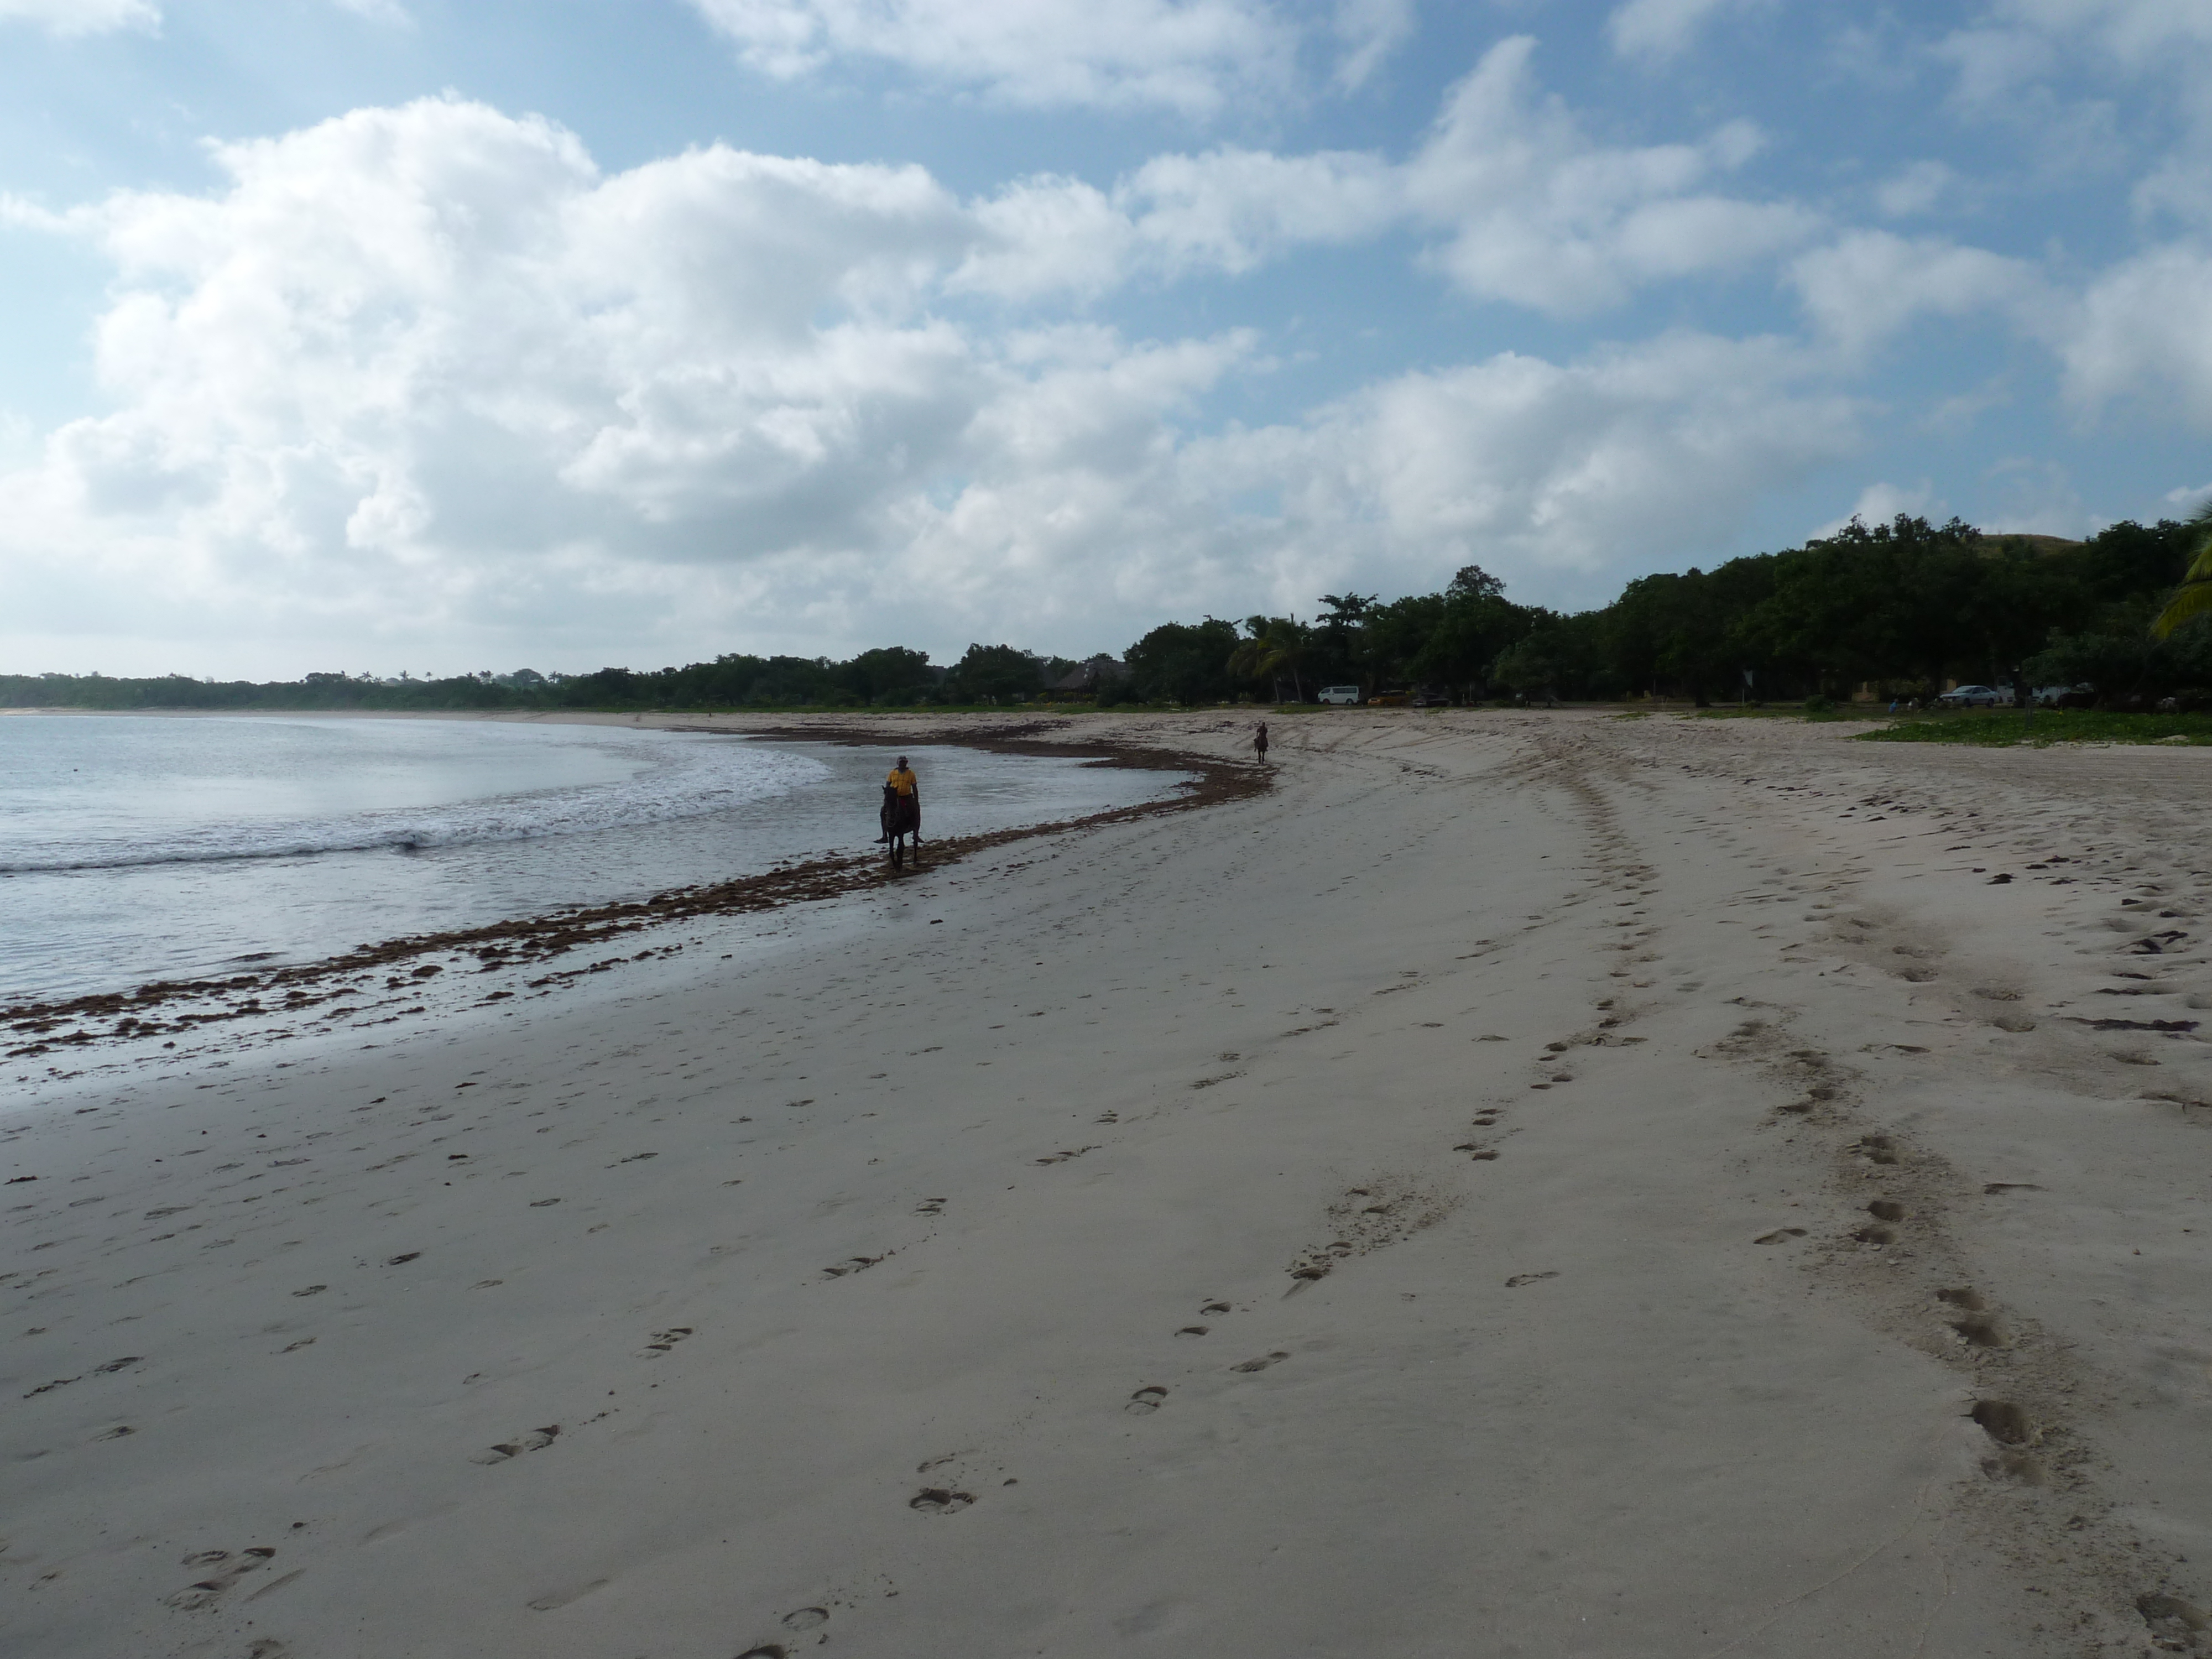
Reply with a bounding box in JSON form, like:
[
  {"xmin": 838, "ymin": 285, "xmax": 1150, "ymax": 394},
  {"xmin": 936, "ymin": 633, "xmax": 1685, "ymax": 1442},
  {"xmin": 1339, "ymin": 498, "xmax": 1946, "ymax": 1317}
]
[{"xmin": 4, "ymin": 724, "xmax": 1266, "ymax": 1056}]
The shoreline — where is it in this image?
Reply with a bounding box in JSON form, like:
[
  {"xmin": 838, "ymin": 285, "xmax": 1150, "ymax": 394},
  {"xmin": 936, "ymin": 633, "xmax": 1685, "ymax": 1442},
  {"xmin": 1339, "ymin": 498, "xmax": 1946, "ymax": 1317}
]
[{"xmin": 2, "ymin": 716, "xmax": 1265, "ymax": 1061}]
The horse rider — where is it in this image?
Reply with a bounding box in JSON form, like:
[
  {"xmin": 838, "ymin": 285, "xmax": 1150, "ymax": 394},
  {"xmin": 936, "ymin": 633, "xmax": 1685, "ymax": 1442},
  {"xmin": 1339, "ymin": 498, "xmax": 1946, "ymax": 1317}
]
[
  {"xmin": 1253, "ymin": 721, "xmax": 1269, "ymax": 765},
  {"xmin": 879, "ymin": 754, "xmax": 921, "ymax": 843}
]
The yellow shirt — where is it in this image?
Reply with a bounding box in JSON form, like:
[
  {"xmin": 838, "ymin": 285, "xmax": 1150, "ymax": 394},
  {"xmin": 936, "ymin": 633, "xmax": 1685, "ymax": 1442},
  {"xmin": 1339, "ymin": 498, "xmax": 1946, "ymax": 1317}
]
[{"xmin": 886, "ymin": 767, "xmax": 917, "ymax": 796}]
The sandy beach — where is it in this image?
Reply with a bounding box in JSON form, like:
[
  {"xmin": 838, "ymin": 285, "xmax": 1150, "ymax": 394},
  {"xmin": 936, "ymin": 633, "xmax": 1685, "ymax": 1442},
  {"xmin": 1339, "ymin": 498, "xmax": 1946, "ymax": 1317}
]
[{"xmin": 6, "ymin": 707, "xmax": 2211, "ymax": 1658}]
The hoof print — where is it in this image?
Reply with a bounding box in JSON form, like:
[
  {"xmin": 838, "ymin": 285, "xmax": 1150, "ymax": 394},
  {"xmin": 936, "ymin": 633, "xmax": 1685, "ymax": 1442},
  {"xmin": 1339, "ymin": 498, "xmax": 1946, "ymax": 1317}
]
[
  {"xmin": 637, "ymin": 1326, "xmax": 694, "ymax": 1356},
  {"xmin": 1200, "ymin": 1301, "xmax": 1232, "ymax": 1315},
  {"xmin": 909, "ymin": 1486, "xmax": 974, "ymax": 1514},
  {"xmin": 1175, "ymin": 1325, "xmax": 1209, "ymax": 1338},
  {"xmin": 1950, "ymin": 1315, "xmax": 2008, "ymax": 1348},
  {"xmin": 165, "ymin": 1545, "xmax": 275, "ymax": 1609},
  {"xmin": 1125, "ymin": 1386, "xmax": 1168, "ymax": 1415},
  {"xmin": 782, "ymin": 1606, "xmax": 830, "ymax": 1631},
  {"xmin": 1231, "ymin": 1352, "xmax": 1289, "ymax": 1373},
  {"xmin": 823, "ymin": 1256, "xmax": 883, "ymax": 1278},
  {"xmin": 1970, "ymin": 1399, "xmax": 2035, "ymax": 1446},
  {"xmin": 472, "ymin": 1425, "xmax": 559, "ymax": 1465},
  {"xmin": 1754, "ymin": 1228, "xmax": 1807, "ymax": 1244},
  {"xmin": 1504, "ymin": 1271, "xmax": 1558, "ymax": 1287},
  {"xmin": 384, "ymin": 1253, "xmax": 420, "ymax": 1266},
  {"xmin": 1866, "ymin": 1199, "xmax": 1908, "ymax": 1222},
  {"xmin": 2138, "ymin": 1594, "xmax": 2210, "ymax": 1649}
]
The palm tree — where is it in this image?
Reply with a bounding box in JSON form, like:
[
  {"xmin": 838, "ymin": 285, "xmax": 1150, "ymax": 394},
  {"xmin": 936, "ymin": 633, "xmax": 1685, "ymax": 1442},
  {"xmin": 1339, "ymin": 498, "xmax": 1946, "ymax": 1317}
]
[
  {"xmin": 1230, "ymin": 616, "xmax": 1312, "ymax": 702},
  {"xmin": 2151, "ymin": 500, "xmax": 2212, "ymax": 638}
]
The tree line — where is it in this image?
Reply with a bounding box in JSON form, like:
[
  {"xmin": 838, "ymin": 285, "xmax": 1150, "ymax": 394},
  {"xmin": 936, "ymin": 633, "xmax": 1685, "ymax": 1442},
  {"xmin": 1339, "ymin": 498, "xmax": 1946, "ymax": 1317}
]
[
  {"xmin": 1125, "ymin": 510, "xmax": 2210, "ymax": 706},
  {"xmin": 7, "ymin": 509, "xmax": 2208, "ymax": 712}
]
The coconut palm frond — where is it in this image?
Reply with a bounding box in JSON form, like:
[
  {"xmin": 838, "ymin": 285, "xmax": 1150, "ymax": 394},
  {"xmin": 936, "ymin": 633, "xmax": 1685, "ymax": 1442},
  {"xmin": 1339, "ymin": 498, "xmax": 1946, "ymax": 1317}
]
[
  {"xmin": 2150, "ymin": 505, "xmax": 2212, "ymax": 639},
  {"xmin": 2153, "ymin": 574, "xmax": 2212, "ymax": 638}
]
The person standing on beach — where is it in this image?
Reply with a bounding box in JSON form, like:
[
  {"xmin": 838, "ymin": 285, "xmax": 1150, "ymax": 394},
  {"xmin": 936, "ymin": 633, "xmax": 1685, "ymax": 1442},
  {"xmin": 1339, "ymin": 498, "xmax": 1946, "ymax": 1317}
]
[
  {"xmin": 879, "ymin": 755, "xmax": 920, "ymax": 843},
  {"xmin": 1253, "ymin": 722, "xmax": 1269, "ymax": 765}
]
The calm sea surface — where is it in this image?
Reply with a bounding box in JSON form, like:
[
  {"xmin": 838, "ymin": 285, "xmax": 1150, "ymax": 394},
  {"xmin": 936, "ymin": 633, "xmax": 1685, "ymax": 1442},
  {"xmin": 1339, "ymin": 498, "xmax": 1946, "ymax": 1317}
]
[{"xmin": 1, "ymin": 716, "xmax": 1181, "ymax": 1001}]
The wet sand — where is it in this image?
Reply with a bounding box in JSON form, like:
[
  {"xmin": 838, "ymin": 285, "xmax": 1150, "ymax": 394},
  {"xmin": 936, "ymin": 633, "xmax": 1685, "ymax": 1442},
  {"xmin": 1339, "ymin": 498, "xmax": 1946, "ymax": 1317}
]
[{"xmin": 6, "ymin": 708, "xmax": 2211, "ymax": 1657}]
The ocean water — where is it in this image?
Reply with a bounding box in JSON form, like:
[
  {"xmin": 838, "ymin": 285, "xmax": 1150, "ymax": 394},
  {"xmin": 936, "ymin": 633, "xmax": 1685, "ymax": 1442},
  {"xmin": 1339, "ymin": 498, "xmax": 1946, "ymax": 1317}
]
[{"xmin": 0, "ymin": 715, "xmax": 1182, "ymax": 1003}]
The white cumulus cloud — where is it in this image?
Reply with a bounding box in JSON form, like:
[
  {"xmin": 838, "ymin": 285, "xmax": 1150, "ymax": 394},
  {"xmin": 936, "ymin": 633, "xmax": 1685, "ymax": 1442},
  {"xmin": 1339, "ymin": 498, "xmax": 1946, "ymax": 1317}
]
[
  {"xmin": 0, "ymin": 93, "xmax": 1878, "ymax": 674},
  {"xmin": 1789, "ymin": 229, "xmax": 2053, "ymax": 353},
  {"xmin": 684, "ymin": 0, "xmax": 1305, "ymax": 116},
  {"xmin": 1606, "ymin": 0, "xmax": 1768, "ymax": 63},
  {"xmin": 0, "ymin": 0, "xmax": 157, "ymax": 34},
  {"xmin": 1404, "ymin": 37, "xmax": 1814, "ymax": 314},
  {"xmin": 2058, "ymin": 244, "xmax": 2212, "ymax": 424}
]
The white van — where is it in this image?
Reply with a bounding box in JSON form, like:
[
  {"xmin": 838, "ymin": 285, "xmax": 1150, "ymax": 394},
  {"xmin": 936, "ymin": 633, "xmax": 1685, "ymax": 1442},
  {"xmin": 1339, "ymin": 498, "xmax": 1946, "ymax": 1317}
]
[{"xmin": 1316, "ymin": 685, "xmax": 1361, "ymax": 705}]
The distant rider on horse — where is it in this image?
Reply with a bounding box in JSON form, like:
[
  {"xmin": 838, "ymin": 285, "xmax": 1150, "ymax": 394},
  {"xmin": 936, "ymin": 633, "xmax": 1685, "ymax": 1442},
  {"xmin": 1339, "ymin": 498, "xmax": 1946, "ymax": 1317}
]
[{"xmin": 878, "ymin": 755, "xmax": 921, "ymax": 847}]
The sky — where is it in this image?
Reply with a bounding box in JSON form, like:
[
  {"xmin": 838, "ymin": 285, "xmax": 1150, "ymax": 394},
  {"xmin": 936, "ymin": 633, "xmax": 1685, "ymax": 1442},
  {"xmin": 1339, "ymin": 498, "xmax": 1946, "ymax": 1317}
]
[{"xmin": 1, "ymin": 0, "xmax": 2209, "ymax": 679}]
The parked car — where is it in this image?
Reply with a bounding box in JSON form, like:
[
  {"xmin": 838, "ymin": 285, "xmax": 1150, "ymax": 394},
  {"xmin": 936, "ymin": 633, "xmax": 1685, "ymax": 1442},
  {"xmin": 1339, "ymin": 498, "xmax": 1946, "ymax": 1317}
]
[
  {"xmin": 1936, "ymin": 684, "xmax": 2007, "ymax": 708},
  {"xmin": 1367, "ymin": 690, "xmax": 1410, "ymax": 707},
  {"xmin": 1409, "ymin": 688, "xmax": 1451, "ymax": 707},
  {"xmin": 1316, "ymin": 685, "xmax": 1362, "ymax": 705}
]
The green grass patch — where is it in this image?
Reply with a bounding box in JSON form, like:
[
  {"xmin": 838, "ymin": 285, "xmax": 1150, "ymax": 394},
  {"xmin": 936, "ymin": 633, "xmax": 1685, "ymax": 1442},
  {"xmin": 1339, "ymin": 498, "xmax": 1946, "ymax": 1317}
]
[
  {"xmin": 1688, "ymin": 705, "xmax": 1844, "ymax": 722},
  {"xmin": 1855, "ymin": 709, "xmax": 2212, "ymax": 747}
]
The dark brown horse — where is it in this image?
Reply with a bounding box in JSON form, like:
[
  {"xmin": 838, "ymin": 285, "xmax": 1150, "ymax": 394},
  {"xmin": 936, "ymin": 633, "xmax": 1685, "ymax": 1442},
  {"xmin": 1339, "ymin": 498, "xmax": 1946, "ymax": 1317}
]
[{"xmin": 881, "ymin": 785, "xmax": 921, "ymax": 869}]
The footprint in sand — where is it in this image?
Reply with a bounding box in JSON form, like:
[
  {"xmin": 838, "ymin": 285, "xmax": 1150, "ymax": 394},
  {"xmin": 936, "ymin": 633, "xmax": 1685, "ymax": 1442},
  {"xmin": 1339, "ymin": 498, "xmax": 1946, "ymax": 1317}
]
[
  {"xmin": 637, "ymin": 1326, "xmax": 693, "ymax": 1357},
  {"xmin": 1949, "ymin": 1313, "xmax": 2008, "ymax": 1348},
  {"xmin": 1230, "ymin": 1352, "xmax": 1290, "ymax": 1373},
  {"xmin": 470, "ymin": 1425, "xmax": 560, "ymax": 1465},
  {"xmin": 915, "ymin": 1198, "xmax": 946, "ymax": 1215},
  {"xmin": 1504, "ymin": 1271, "xmax": 1558, "ymax": 1287},
  {"xmin": 822, "ymin": 1255, "xmax": 884, "ymax": 1277},
  {"xmin": 165, "ymin": 1546, "xmax": 277, "ymax": 1610},
  {"xmin": 909, "ymin": 1487, "xmax": 975, "ymax": 1514},
  {"xmin": 2137, "ymin": 1594, "xmax": 2211, "ymax": 1649},
  {"xmin": 1125, "ymin": 1386, "xmax": 1168, "ymax": 1415},
  {"xmin": 1866, "ymin": 1199, "xmax": 1908, "ymax": 1222},
  {"xmin": 1175, "ymin": 1325, "xmax": 1209, "ymax": 1337},
  {"xmin": 1200, "ymin": 1300, "xmax": 1232, "ymax": 1315},
  {"xmin": 1754, "ymin": 1228, "xmax": 1808, "ymax": 1244},
  {"xmin": 1970, "ymin": 1399, "xmax": 2036, "ymax": 1446},
  {"xmin": 1855, "ymin": 1135, "xmax": 1901, "ymax": 1166}
]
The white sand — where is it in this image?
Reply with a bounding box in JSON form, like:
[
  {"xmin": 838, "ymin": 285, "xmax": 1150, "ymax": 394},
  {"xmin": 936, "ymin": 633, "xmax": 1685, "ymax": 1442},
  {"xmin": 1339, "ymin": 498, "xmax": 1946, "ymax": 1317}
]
[{"xmin": 6, "ymin": 708, "xmax": 2211, "ymax": 1657}]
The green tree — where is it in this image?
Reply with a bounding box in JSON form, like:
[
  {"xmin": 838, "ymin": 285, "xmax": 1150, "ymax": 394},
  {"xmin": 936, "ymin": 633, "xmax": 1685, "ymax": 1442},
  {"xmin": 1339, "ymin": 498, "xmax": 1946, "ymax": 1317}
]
[
  {"xmin": 1126, "ymin": 618, "xmax": 1240, "ymax": 705},
  {"xmin": 945, "ymin": 644, "xmax": 1042, "ymax": 703},
  {"xmin": 838, "ymin": 646, "xmax": 935, "ymax": 705}
]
